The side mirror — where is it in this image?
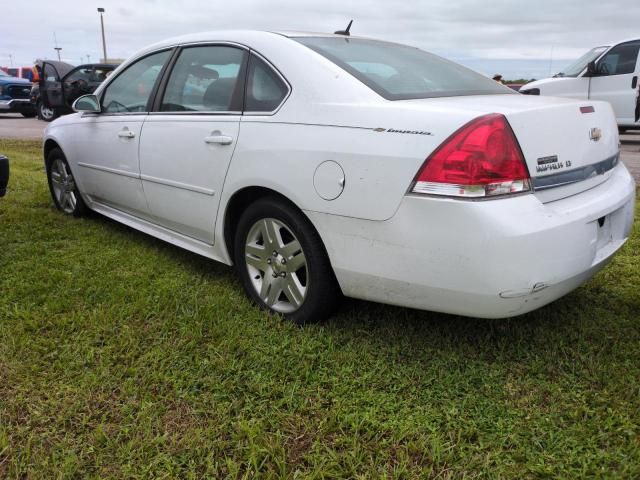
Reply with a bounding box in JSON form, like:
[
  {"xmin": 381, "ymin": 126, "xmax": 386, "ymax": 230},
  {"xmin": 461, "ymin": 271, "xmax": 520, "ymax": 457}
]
[
  {"xmin": 72, "ymin": 94, "xmax": 101, "ymax": 113},
  {"xmin": 586, "ymin": 60, "xmax": 598, "ymax": 77}
]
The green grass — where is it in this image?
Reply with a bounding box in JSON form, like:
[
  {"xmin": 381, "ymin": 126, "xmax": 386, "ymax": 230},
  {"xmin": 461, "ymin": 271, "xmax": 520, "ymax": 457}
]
[{"xmin": 0, "ymin": 138, "xmax": 639, "ymax": 479}]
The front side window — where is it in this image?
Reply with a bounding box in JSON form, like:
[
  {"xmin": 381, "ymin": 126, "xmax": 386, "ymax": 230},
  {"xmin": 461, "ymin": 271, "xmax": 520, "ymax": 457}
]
[
  {"xmin": 65, "ymin": 68, "xmax": 92, "ymax": 84},
  {"xmin": 294, "ymin": 37, "xmax": 512, "ymax": 100},
  {"xmin": 43, "ymin": 64, "xmax": 58, "ymax": 82},
  {"xmin": 93, "ymin": 67, "xmax": 113, "ymax": 82},
  {"xmin": 102, "ymin": 50, "xmax": 170, "ymax": 113},
  {"xmin": 597, "ymin": 42, "xmax": 640, "ymax": 76},
  {"xmin": 245, "ymin": 54, "xmax": 288, "ymax": 112},
  {"xmin": 556, "ymin": 46, "xmax": 609, "ymax": 77},
  {"xmin": 161, "ymin": 46, "xmax": 246, "ymax": 112},
  {"xmin": 67, "ymin": 67, "xmax": 112, "ymax": 85}
]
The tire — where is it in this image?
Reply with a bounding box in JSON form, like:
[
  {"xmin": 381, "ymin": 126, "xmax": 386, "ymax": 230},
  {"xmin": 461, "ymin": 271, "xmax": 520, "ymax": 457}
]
[
  {"xmin": 21, "ymin": 111, "xmax": 36, "ymax": 118},
  {"xmin": 38, "ymin": 101, "xmax": 57, "ymax": 122},
  {"xmin": 233, "ymin": 196, "xmax": 341, "ymax": 324},
  {"xmin": 46, "ymin": 147, "xmax": 89, "ymax": 217}
]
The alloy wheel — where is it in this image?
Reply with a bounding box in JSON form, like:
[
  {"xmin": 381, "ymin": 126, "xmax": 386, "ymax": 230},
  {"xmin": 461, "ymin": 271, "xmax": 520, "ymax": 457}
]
[
  {"xmin": 244, "ymin": 218, "xmax": 308, "ymax": 313},
  {"xmin": 50, "ymin": 158, "xmax": 77, "ymax": 214},
  {"xmin": 40, "ymin": 103, "xmax": 55, "ymax": 121}
]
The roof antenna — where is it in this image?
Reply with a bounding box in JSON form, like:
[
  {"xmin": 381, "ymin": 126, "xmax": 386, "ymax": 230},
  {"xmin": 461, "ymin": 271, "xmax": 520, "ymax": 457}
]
[{"xmin": 334, "ymin": 20, "xmax": 353, "ymax": 36}]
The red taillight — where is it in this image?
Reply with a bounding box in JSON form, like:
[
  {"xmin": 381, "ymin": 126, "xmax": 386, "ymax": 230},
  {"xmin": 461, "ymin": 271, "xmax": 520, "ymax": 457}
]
[{"xmin": 411, "ymin": 113, "xmax": 531, "ymax": 198}]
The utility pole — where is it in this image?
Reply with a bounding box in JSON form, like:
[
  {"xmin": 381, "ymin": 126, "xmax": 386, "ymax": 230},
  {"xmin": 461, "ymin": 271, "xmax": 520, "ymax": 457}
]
[
  {"xmin": 87, "ymin": 54, "xmax": 91, "ymax": 64},
  {"xmin": 8, "ymin": 54, "xmax": 13, "ymax": 66},
  {"xmin": 53, "ymin": 32, "xmax": 62, "ymax": 61},
  {"xmin": 97, "ymin": 8, "xmax": 108, "ymax": 62}
]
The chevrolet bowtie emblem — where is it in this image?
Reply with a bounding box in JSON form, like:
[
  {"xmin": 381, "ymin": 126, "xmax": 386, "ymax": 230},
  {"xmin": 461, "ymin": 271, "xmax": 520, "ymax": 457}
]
[{"xmin": 589, "ymin": 127, "xmax": 602, "ymax": 142}]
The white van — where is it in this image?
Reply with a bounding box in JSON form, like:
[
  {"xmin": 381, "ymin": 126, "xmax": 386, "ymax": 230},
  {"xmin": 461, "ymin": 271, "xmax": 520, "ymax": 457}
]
[{"xmin": 520, "ymin": 39, "xmax": 640, "ymax": 130}]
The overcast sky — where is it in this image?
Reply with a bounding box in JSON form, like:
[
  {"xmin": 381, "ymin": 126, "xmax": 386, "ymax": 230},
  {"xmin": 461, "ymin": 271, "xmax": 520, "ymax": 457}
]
[{"xmin": 3, "ymin": 0, "xmax": 639, "ymax": 79}]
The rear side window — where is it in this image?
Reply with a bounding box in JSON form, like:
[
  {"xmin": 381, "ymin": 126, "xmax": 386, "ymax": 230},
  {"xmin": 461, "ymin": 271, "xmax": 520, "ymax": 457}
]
[
  {"xmin": 102, "ymin": 50, "xmax": 170, "ymax": 113},
  {"xmin": 294, "ymin": 37, "xmax": 512, "ymax": 100},
  {"xmin": 597, "ymin": 42, "xmax": 640, "ymax": 76},
  {"xmin": 244, "ymin": 54, "xmax": 288, "ymax": 112},
  {"xmin": 161, "ymin": 46, "xmax": 246, "ymax": 112}
]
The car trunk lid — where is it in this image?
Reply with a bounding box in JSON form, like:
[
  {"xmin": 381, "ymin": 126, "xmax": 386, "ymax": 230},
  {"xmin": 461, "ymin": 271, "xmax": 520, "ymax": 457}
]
[
  {"xmin": 505, "ymin": 99, "xmax": 619, "ymax": 203},
  {"xmin": 398, "ymin": 95, "xmax": 620, "ymax": 203}
]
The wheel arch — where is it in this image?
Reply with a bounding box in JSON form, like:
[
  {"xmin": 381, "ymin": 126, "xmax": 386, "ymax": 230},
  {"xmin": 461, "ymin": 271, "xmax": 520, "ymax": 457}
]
[
  {"xmin": 43, "ymin": 138, "xmax": 63, "ymax": 167},
  {"xmin": 222, "ymin": 186, "xmax": 333, "ymax": 271}
]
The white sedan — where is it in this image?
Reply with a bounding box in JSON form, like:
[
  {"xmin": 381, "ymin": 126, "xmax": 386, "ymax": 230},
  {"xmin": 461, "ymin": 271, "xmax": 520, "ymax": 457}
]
[{"xmin": 43, "ymin": 30, "xmax": 636, "ymax": 323}]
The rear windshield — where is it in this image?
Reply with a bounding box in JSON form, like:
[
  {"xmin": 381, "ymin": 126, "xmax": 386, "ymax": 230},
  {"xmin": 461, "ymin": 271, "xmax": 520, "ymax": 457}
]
[{"xmin": 294, "ymin": 36, "xmax": 513, "ymax": 100}]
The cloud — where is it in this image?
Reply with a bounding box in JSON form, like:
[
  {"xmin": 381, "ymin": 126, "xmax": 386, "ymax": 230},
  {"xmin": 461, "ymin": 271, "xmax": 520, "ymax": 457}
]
[{"xmin": 2, "ymin": 0, "xmax": 638, "ymax": 78}]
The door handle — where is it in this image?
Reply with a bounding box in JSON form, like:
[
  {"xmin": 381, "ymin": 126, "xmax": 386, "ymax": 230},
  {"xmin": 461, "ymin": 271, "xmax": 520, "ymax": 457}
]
[
  {"xmin": 204, "ymin": 134, "xmax": 233, "ymax": 145},
  {"xmin": 632, "ymin": 76, "xmax": 638, "ymax": 89},
  {"xmin": 117, "ymin": 128, "xmax": 135, "ymax": 139}
]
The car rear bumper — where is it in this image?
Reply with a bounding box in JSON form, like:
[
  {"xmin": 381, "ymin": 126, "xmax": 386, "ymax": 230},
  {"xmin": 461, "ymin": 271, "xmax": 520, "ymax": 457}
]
[
  {"xmin": 0, "ymin": 98, "xmax": 36, "ymax": 114},
  {"xmin": 306, "ymin": 162, "xmax": 636, "ymax": 318}
]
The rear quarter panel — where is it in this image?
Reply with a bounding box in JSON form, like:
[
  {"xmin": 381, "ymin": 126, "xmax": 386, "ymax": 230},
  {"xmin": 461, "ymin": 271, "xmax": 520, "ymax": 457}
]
[{"xmin": 225, "ymin": 108, "xmax": 465, "ymax": 221}]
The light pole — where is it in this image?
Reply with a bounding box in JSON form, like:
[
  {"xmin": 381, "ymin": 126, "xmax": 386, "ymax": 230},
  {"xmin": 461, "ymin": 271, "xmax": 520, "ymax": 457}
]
[
  {"xmin": 97, "ymin": 8, "xmax": 108, "ymax": 63},
  {"xmin": 54, "ymin": 47, "xmax": 62, "ymax": 61}
]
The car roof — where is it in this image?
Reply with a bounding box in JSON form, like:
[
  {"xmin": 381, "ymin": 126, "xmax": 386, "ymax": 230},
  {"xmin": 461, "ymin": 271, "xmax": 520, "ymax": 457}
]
[
  {"xmin": 147, "ymin": 30, "xmax": 277, "ymax": 46},
  {"xmin": 273, "ymin": 30, "xmax": 377, "ymax": 40},
  {"xmin": 40, "ymin": 60, "xmax": 73, "ymax": 69},
  {"xmin": 140, "ymin": 29, "xmax": 390, "ymax": 52},
  {"xmin": 611, "ymin": 37, "xmax": 640, "ymax": 45},
  {"xmin": 39, "ymin": 60, "xmax": 75, "ymax": 78},
  {"xmin": 74, "ymin": 63, "xmax": 119, "ymax": 69}
]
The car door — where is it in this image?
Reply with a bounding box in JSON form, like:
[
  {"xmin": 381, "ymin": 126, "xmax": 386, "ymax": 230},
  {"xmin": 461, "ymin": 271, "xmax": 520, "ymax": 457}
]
[
  {"xmin": 71, "ymin": 49, "xmax": 172, "ymax": 217},
  {"xmin": 61, "ymin": 66, "xmax": 93, "ymax": 108},
  {"xmin": 589, "ymin": 40, "xmax": 640, "ymax": 125},
  {"xmin": 42, "ymin": 62, "xmax": 64, "ymax": 108},
  {"xmin": 138, "ymin": 45, "xmax": 248, "ymax": 243},
  {"xmin": 88, "ymin": 65, "xmax": 114, "ymax": 91}
]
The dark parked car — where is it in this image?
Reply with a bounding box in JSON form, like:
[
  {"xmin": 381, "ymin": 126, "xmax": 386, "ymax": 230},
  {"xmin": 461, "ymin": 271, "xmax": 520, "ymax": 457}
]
[
  {"xmin": 34, "ymin": 61, "xmax": 117, "ymax": 121},
  {"xmin": 0, "ymin": 69, "xmax": 36, "ymax": 117},
  {"xmin": 0, "ymin": 155, "xmax": 9, "ymax": 197}
]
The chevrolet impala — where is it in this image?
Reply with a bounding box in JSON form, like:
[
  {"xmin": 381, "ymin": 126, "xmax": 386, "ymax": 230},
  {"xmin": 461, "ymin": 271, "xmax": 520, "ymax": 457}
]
[{"xmin": 43, "ymin": 31, "xmax": 636, "ymax": 323}]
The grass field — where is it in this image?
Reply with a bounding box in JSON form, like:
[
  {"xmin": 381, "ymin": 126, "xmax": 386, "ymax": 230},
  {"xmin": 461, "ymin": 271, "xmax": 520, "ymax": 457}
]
[{"xmin": 1, "ymin": 138, "xmax": 639, "ymax": 479}]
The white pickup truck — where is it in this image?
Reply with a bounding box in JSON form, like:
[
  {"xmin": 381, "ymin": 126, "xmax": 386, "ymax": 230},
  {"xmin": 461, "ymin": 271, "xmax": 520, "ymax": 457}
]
[{"xmin": 521, "ymin": 39, "xmax": 640, "ymax": 131}]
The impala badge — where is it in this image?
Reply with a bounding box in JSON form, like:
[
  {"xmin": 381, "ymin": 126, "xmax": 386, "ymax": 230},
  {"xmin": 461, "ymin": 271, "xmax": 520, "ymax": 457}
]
[
  {"xmin": 373, "ymin": 127, "xmax": 433, "ymax": 136},
  {"xmin": 589, "ymin": 127, "xmax": 602, "ymax": 142}
]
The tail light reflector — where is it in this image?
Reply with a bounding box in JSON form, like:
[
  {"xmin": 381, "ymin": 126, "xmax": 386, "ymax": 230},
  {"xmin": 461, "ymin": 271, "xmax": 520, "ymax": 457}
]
[{"xmin": 411, "ymin": 113, "xmax": 531, "ymax": 198}]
